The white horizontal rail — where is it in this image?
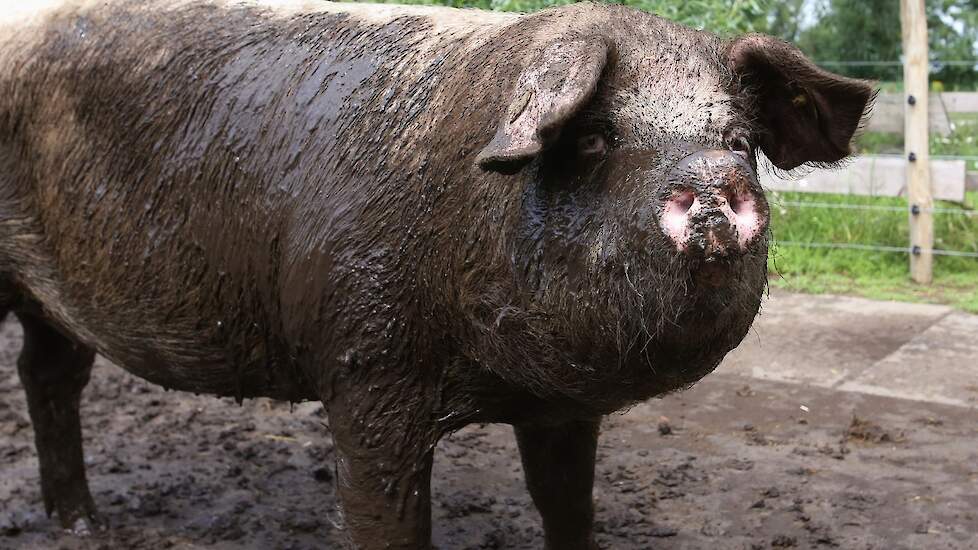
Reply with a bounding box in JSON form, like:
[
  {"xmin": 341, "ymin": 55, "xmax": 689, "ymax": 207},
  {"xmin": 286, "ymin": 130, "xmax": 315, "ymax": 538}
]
[{"xmin": 760, "ymin": 155, "xmax": 966, "ymax": 202}]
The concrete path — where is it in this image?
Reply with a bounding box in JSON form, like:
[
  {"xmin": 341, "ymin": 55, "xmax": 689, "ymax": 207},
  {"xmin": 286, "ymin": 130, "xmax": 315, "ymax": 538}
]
[{"xmin": 720, "ymin": 288, "xmax": 978, "ymax": 408}]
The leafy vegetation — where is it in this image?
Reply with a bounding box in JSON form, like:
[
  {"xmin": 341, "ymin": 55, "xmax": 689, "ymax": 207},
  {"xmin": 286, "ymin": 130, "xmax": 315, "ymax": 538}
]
[
  {"xmin": 372, "ymin": 0, "xmax": 771, "ymax": 35},
  {"xmin": 789, "ymin": 0, "xmax": 978, "ymax": 88},
  {"xmin": 364, "ymin": 0, "xmax": 978, "ymax": 89}
]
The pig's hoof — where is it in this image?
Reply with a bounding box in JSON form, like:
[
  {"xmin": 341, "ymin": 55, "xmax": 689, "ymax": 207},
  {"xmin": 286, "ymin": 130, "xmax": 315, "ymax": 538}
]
[
  {"xmin": 55, "ymin": 503, "xmax": 106, "ymax": 536},
  {"xmin": 42, "ymin": 482, "xmax": 106, "ymax": 535},
  {"xmin": 543, "ymin": 537, "xmax": 600, "ymax": 550},
  {"xmin": 63, "ymin": 514, "xmax": 106, "ymax": 537}
]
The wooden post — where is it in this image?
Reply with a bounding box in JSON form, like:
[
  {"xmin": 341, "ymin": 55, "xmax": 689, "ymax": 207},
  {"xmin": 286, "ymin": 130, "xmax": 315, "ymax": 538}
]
[{"xmin": 901, "ymin": 0, "xmax": 933, "ymax": 284}]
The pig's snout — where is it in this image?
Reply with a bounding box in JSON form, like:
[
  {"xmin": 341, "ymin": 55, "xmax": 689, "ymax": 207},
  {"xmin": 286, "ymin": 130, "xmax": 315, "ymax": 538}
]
[{"xmin": 660, "ymin": 150, "xmax": 768, "ymax": 259}]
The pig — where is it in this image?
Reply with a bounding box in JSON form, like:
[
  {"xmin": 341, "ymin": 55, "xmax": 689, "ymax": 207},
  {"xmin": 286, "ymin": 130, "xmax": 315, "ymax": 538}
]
[{"xmin": 0, "ymin": 0, "xmax": 874, "ymax": 548}]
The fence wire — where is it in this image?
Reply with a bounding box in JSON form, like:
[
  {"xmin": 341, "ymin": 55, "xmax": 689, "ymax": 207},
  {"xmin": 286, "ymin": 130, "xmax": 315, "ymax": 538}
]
[
  {"xmin": 775, "ymin": 200, "xmax": 978, "ymax": 217},
  {"xmin": 777, "ymin": 241, "xmax": 978, "ymax": 258},
  {"xmin": 815, "ymin": 60, "xmax": 978, "ymax": 67},
  {"xmin": 770, "ymin": 58, "xmax": 978, "ymax": 263},
  {"xmin": 933, "ymin": 155, "xmax": 978, "ymax": 162},
  {"xmin": 773, "ymin": 195, "xmax": 978, "ymax": 259}
]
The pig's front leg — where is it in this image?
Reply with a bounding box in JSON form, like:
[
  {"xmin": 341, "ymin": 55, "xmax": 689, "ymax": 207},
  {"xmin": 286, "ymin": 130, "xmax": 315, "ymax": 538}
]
[
  {"xmin": 515, "ymin": 418, "xmax": 601, "ymax": 550},
  {"xmin": 325, "ymin": 385, "xmax": 438, "ymax": 549}
]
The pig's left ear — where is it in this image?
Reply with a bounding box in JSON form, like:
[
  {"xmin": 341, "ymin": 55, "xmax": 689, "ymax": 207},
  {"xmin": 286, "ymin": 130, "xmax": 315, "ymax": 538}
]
[
  {"xmin": 477, "ymin": 37, "xmax": 609, "ymax": 174},
  {"xmin": 728, "ymin": 34, "xmax": 876, "ymax": 171}
]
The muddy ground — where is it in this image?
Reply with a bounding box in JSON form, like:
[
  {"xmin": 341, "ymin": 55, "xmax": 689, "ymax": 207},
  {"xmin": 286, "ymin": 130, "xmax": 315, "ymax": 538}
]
[{"xmin": 1, "ymin": 317, "xmax": 976, "ymax": 550}]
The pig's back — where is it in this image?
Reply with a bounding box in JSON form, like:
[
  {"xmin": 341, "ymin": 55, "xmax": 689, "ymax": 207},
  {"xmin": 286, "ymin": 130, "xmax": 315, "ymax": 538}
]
[{"xmin": 0, "ymin": 0, "xmax": 510, "ymax": 399}]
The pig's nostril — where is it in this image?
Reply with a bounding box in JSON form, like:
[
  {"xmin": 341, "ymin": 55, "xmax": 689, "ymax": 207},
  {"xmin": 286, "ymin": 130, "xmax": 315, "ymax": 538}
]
[
  {"xmin": 728, "ymin": 193, "xmax": 743, "ymax": 214},
  {"xmin": 725, "ymin": 189, "xmax": 754, "ymax": 217},
  {"xmin": 661, "ymin": 188, "xmax": 698, "ymax": 251},
  {"xmin": 672, "ymin": 190, "xmax": 695, "ymax": 214}
]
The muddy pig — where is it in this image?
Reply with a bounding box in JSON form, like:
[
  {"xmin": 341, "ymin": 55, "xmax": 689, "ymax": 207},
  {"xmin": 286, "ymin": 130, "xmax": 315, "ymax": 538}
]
[{"xmin": 0, "ymin": 1, "xmax": 874, "ymax": 547}]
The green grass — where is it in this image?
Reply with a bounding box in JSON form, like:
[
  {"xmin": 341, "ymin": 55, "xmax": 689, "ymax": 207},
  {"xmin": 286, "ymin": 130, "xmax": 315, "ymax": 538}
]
[
  {"xmin": 852, "ymin": 131, "xmax": 904, "ymax": 155},
  {"xmin": 772, "ymin": 120, "xmax": 978, "ymax": 313},
  {"xmin": 769, "ymin": 270, "xmax": 978, "ymax": 312},
  {"xmin": 768, "ymin": 190, "xmax": 978, "ymax": 312}
]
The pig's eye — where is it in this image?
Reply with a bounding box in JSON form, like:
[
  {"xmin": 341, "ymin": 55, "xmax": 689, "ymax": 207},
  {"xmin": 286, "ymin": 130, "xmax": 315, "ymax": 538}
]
[
  {"xmin": 727, "ymin": 134, "xmax": 752, "ymax": 157},
  {"xmin": 576, "ymin": 133, "xmax": 608, "ymax": 158}
]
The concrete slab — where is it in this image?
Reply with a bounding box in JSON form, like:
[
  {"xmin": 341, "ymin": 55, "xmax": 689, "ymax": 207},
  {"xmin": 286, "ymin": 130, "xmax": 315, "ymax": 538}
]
[
  {"xmin": 719, "ymin": 289, "xmax": 951, "ymax": 387},
  {"xmin": 839, "ymin": 312, "xmax": 978, "ymax": 408},
  {"xmin": 760, "ymin": 155, "xmax": 967, "ymax": 202},
  {"xmin": 866, "ymin": 92, "xmax": 953, "ymax": 136}
]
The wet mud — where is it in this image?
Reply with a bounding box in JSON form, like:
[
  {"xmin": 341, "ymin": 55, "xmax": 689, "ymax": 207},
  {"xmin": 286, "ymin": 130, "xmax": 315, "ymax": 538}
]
[{"xmin": 1, "ymin": 318, "xmax": 976, "ymax": 549}]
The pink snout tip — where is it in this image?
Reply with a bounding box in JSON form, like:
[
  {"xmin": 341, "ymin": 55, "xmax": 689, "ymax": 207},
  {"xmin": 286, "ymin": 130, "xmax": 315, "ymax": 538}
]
[{"xmin": 661, "ymin": 188, "xmax": 767, "ymax": 255}]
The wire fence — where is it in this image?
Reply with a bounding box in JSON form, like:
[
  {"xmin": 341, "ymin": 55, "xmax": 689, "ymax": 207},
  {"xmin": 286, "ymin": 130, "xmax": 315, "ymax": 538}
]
[
  {"xmin": 816, "ymin": 60, "xmax": 978, "ymax": 67},
  {"xmin": 777, "ymin": 241, "xmax": 978, "ymax": 259},
  {"xmin": 811, "ymin": 59, "xmax": 978, "ymax": 82},
  {"xmin": 776, "ymin": 200, "xmax": 978, "ymax": 217},
  {"xmin": 773, "ymin": 188, "xmax": 978, "ymax": 260},
  {"xmin": 769, "ymin": 55, "xmax": 978, "ymax": 266},
  {"xmin": 933, "ymin": 156, "xmax": 978, "ymax": 162}
]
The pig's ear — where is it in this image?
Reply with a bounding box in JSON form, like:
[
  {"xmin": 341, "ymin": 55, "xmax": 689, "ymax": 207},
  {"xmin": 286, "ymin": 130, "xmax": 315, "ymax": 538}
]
[
  {"xmin": 476, "ymin": 37, "xmax": 609, "ymax": 174},
  {"xmin": 728, "ymin": 34, "xmax": 876, "ymax": 171}
]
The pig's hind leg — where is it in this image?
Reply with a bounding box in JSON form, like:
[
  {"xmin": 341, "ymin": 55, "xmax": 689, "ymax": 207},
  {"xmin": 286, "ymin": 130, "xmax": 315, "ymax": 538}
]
[
  {"xmin": 515, "ymin": 418, "xmax": 601, "ymax": 550},
  {"xmin": 14, "ymin": 312, "xmax": 102, "ymax": 533}
]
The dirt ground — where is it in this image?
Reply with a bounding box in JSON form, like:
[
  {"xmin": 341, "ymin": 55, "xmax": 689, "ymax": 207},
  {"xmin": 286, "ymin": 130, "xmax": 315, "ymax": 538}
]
[{"xmin": 1, "ymin": 317, "xmax": 977, "ymax": 550}]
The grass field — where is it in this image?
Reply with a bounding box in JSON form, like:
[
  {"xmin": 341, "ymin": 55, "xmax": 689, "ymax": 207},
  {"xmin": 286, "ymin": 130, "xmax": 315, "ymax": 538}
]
[
  {"xmin": 768, "ymin": 190, "xmax": 978, "ymax": 313},
  {"xmin": 769, "ymin": 120, "xmax": 978, "ymax": 313}
]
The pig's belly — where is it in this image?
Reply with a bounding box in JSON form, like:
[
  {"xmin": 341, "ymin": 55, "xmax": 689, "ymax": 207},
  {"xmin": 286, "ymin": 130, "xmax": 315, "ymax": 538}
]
[
  {"xmin": 91, "ymin": 328, "xmax": 313, "ymax": 402},
  {"xmin": 2, "ymin": 203, "xmax": 313, "ymax": 402},
  {"xmin": 27, "ymin": 284, "xmax": 314, "ymax": 402}
]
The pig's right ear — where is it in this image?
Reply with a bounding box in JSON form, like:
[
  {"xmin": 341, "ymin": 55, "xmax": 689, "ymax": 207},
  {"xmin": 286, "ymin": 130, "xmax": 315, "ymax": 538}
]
[
  {"xmin": 476, "ymin": 37, "xmax": 609, "ymax": 174},
  {"xmin": 728, "ymin": 34, "xmax": 876, "ymax": 171}
]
